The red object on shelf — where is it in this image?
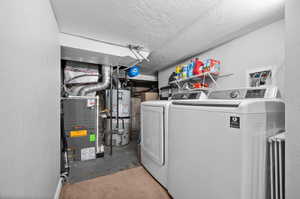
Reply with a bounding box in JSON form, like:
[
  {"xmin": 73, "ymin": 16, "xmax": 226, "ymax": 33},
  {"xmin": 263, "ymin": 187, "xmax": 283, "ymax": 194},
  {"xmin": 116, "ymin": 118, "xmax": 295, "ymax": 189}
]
[
  {"xmin": 193, "ymin": 58, "xmax": 204, "ymax": 75},
  {"xmin": 193, "ymin": 83, "xmax": 209, "ymax": 88},
  {"xmin": 203, "ymin": 83, "xmax": 209, "ymax": 88},
  {"xmin": 193, "ymin": 83, "xmax": 201, "ymax": 88}
]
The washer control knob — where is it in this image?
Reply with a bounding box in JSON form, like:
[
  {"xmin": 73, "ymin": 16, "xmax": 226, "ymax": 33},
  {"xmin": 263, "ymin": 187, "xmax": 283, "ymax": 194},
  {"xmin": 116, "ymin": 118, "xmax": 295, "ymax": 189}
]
[{"xmin": 230, "ymin": 90, "xmax": 240, "ymax": 99}]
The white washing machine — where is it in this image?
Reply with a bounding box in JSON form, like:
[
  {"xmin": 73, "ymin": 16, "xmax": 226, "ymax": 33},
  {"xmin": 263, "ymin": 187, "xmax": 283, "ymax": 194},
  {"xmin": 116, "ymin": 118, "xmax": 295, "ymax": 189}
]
[
  {"xmin": 168, "ymin": 87, "xmax": 285, "ymax": 199},
  {"xmin": 141, "ymin": 90, "xmax": 207, "ymax": 188}
]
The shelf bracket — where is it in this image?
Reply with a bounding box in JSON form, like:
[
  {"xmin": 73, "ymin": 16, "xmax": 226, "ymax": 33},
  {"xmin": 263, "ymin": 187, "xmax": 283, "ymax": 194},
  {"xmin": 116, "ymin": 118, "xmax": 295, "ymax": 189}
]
[{"xmin": 208, "ymin": 73, "xmax": 219, "ymax": 88}]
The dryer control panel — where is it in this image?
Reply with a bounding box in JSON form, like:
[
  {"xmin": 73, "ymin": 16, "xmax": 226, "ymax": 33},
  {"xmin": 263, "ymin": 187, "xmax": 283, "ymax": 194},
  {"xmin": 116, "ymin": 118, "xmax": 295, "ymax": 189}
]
[{"xmin": 171, "ymin": 91, "xmax": 207, "ymax": 100}]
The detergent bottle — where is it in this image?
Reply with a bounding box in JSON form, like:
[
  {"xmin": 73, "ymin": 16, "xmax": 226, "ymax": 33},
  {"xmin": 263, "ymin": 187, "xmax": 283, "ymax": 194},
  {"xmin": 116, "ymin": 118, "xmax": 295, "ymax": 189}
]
[
  {"xmin": 181, "ymin": 65, "xmax": 188, "ymax": 79},
  {"xmin": 187, "ymin": 60, "xmax": 195, "ymax": 77},
  {"xmin": 193, "ymin": 58, "xmax": 204, "ymax": 75},
  {"xmin": 175, "ymin": 65, "xmax": 181, "ymax": 80}
]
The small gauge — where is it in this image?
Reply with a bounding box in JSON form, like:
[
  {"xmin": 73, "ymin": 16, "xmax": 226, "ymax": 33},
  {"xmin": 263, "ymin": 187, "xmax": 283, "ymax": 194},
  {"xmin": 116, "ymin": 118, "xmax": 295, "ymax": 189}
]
[{"xmin": 230, "ymin": 90, "xmax": 240, "ymax": 99}]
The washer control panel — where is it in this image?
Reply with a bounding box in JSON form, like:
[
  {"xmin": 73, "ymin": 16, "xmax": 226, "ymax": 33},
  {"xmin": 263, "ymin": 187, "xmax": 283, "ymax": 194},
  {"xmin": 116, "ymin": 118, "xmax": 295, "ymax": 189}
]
[
  {"xmin": 208, "ymin": 87, "xmax": 278, "ymax": 99},
  {"xmin": 230, "ymin": 90, "xmax": 240, "ymax": 99},
  {"xmin": 245, "ymin": 89, "xmax": 266, "ymax": 98}
]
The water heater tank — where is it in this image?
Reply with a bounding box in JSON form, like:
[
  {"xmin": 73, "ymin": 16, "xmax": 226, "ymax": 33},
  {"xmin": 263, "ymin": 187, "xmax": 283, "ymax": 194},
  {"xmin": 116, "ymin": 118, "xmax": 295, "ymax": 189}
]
[{"xmin": 106, "ymin": 89, "xmax": 131, "ymax": 117}]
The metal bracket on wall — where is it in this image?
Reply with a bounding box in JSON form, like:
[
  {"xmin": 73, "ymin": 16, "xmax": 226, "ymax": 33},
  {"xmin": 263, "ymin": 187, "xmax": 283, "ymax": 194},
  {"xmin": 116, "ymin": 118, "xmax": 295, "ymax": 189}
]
[
  {"xmin": 169, "ymin": 72, "xmax": 234, "ymax": 92},
  {"xmin": 128, "ymin": 44, "xmax": 150, "ymax": 63}
]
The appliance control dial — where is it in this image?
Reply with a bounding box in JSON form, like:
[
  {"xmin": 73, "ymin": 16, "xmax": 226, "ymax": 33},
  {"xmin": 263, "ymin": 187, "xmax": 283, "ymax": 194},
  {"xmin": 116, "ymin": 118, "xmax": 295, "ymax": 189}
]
[{"xmin": 230, "ymin": 90, "xmax": 240, "ymax": 99}]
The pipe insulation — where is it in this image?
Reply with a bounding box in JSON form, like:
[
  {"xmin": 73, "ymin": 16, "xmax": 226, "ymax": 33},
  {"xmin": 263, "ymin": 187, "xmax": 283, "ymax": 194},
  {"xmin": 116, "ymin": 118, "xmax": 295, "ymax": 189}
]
[{"xmin": 78, "ymin": 65, "xmax": 111, "ymax": 96}]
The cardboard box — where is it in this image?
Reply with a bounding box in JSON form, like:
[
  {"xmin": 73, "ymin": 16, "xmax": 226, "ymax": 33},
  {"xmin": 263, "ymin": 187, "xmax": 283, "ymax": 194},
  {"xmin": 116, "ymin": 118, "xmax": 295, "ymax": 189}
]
[{"xmin": 141, "ymin": 92, "xmax": 159, "ymax": 102}]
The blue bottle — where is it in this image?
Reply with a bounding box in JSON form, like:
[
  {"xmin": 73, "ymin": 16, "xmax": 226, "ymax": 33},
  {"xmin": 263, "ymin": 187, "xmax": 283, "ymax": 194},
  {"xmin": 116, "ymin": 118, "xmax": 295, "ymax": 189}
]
[{"xmin": 187, "ymin": 61, "xmax": 195, "ymax": 77}]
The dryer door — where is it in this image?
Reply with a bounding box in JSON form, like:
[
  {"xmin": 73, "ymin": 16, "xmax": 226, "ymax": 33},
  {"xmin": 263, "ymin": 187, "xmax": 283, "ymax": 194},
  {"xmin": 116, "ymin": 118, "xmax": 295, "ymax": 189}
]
[{"xmin": 141, "ymin": 105, "xmax": 165, "ymax": 166}]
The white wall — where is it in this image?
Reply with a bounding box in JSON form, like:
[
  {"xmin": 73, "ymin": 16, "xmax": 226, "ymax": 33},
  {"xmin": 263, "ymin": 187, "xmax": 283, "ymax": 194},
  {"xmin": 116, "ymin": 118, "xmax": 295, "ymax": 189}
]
[
  {"xmin": 158, "ymin": 20, "xmax": 285, "ymax": 94},
  {"xmin": 285, "ymin": 0, "xmax": 300, "ymax": 198},
  {"xmin": 0, "ymin": 0, "xmax": 60, "ymax": 198}
]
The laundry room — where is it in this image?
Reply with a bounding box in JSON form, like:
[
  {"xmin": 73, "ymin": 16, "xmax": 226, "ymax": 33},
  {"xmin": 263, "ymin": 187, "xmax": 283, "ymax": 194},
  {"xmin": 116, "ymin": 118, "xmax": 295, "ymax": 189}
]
[{"xmin": 1, "ymin": 0, "xmax": 300, "ymax": 199}]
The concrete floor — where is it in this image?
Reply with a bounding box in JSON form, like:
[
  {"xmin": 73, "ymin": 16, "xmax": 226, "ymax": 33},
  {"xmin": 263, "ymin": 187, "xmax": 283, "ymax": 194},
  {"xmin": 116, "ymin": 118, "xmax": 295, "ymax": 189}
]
[{"xmin": 67, "ymin": 139, "xmax": 140, "ymax": 183}]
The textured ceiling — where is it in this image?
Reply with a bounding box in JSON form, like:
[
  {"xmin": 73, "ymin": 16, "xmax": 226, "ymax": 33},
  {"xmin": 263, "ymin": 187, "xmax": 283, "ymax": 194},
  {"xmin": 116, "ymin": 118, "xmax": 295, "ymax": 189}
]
[{"xmin": 51, "ymin": 0, "xmax": 284, "ymax": 74}]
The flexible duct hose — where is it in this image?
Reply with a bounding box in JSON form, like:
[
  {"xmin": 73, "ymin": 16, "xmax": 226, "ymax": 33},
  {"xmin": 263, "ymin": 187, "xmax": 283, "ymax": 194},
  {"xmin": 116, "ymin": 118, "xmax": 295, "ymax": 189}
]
[{"xmin": 78, "ymin": 65, "xmax": 111, "ymax": 96}]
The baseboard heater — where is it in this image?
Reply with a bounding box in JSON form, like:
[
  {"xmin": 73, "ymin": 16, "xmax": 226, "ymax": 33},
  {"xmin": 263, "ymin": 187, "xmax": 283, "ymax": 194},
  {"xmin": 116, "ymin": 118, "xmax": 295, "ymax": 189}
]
[{"xmin": 268, "ymin": 133, "xmax": 285, "ymax": 199}]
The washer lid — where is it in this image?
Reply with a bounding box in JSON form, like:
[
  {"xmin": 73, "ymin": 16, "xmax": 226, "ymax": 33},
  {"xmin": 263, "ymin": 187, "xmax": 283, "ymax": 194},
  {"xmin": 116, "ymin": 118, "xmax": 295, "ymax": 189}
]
[{"xmin": 171, "ymin": 99, "xmax": 285, "ymax": 114}]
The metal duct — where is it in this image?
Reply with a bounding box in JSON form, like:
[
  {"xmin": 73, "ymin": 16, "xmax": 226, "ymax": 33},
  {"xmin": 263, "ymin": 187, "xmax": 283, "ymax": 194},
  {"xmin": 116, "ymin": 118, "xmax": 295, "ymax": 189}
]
[{"xmin": 78, "ymin": 65, "xmax": 111, "ymax": 96}]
